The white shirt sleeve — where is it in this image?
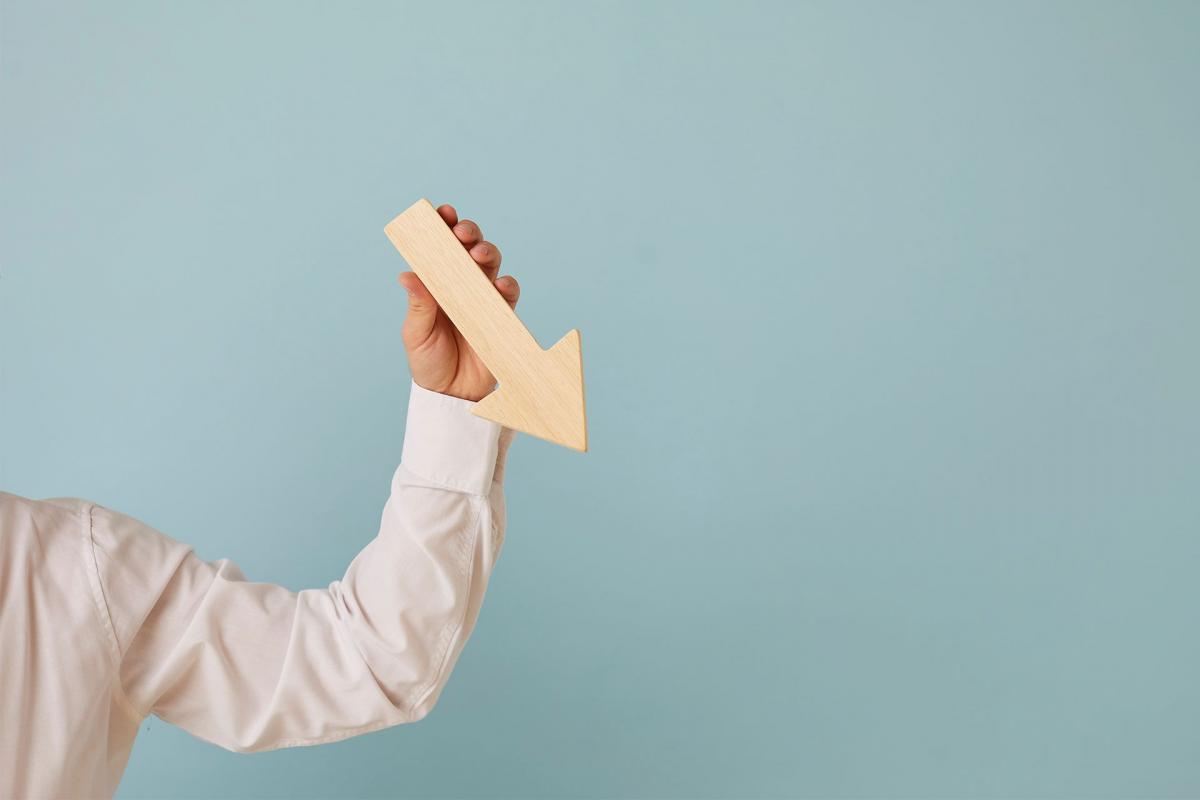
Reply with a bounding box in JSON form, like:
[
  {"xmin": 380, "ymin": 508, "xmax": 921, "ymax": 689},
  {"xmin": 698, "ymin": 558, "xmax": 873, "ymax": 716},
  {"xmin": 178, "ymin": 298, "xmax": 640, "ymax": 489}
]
[{"xmin": 86, "ymin": 381, "xmax": 516, "ymax": 752}]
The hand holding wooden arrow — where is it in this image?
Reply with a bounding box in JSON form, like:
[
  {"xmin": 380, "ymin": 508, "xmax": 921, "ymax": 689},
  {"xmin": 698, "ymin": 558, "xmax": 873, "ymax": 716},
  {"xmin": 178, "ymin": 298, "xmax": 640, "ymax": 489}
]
[{"xmin": 385, "ymin": 199, "xmax": 588, "ymax": 452}]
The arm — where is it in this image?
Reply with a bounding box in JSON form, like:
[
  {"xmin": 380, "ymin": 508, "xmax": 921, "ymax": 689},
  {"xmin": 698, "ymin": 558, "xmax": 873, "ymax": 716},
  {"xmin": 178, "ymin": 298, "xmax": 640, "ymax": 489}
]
[
  {"xmin": 91, "ymin": 385, "xmax": 514, "ymax": 751},
  {"xmin": 89, "ymin": 202, "xmax": 523, "ymax": 751}
]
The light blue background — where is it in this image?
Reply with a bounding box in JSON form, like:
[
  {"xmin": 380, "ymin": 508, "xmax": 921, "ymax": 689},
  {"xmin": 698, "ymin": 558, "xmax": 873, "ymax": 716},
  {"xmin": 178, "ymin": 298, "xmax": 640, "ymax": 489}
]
[{"xmin": 2, "ymin": 1, "xmax": 1198, "ymax": 797}]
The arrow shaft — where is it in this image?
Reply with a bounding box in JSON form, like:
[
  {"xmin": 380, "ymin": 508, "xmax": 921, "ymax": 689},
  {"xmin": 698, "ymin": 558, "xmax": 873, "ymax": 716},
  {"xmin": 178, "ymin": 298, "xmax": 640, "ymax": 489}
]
[{"xmin": 385, "ymin": 200, "xmax": 541, "ymax": 380}]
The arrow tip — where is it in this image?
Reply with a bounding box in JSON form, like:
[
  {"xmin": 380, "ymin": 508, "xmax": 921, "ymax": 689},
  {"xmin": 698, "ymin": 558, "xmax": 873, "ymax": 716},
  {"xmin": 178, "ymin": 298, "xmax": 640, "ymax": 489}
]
[{"xmin": 471, "ymin": 329, "xmax": 588, "ymax": 452}]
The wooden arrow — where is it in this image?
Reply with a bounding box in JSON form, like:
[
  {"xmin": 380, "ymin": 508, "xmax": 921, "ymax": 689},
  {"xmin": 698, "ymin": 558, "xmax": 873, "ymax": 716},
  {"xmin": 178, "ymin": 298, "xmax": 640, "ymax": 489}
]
[{"xmin": 384, "ymin": 198, "xmax": 588, "ymax": 452}]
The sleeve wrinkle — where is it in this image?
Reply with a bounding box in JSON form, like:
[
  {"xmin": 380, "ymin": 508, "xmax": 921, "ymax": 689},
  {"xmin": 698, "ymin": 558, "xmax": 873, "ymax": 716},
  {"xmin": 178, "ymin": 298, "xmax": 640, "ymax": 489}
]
[{"xmin": 103, "ymin": 381, "xmax": 510, "ymax": 750}]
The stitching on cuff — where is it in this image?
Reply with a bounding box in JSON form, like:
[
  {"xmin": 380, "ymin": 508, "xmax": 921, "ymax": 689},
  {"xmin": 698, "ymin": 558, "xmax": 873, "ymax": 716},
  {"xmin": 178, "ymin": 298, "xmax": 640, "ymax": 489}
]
[{"xmin": 396, "ymin": 463, "xmax": 491, "ymax": 498}]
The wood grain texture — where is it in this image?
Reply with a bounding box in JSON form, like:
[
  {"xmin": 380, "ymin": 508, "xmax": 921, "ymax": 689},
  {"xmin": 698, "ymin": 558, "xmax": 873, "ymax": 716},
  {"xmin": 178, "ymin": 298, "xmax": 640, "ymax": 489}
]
[{"xmin": 384, "ymin": 198, "xmax": 588, "ymax": 452}]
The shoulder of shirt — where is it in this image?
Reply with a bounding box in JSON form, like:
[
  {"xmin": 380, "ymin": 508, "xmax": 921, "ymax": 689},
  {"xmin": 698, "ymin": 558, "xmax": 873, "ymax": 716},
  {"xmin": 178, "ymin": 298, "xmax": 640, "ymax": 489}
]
[{"xmin": 0, "ymin": 490, "xmax": 94, "ymax": 519}]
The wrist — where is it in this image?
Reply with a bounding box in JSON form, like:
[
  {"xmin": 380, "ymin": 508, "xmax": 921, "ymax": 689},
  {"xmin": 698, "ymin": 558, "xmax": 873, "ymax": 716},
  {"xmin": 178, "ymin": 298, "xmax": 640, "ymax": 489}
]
[{"xmin": 412, "ymin": 378, "xmax": 494, "ymax": 404}]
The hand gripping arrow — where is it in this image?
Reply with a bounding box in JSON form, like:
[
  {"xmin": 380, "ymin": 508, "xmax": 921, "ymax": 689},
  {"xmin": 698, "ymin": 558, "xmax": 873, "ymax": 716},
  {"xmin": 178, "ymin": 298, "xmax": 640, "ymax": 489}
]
[{"xmin": 385, "ymin": 199, "xmax": 588, "ymax": 452}]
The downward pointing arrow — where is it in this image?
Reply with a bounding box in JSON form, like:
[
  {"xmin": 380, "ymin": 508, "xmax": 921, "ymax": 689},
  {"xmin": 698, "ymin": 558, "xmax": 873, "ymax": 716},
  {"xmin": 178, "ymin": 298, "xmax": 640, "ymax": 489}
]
[{"xmin": 384, "ymin": 199, "xmax": 588, "ymax": 452}]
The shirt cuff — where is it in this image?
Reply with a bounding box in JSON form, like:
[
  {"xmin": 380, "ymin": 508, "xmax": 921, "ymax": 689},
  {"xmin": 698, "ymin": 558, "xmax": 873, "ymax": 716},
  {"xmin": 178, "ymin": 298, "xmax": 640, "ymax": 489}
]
[{"xmin": 400, "ymin": 381, "xmax": 506, "ymax": 495}]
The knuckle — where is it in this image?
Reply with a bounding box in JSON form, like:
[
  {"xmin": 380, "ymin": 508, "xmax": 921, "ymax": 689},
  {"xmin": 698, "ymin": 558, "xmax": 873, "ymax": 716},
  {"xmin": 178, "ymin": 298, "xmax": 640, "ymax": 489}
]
[{"xmin": 479, "ymin": 241, "xmax": 500, "ymax": 262}]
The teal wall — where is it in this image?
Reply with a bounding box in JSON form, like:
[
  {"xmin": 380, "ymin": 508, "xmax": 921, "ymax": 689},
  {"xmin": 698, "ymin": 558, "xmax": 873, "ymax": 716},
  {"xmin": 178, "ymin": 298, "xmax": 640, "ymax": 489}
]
[{"xmin": 2, "ymin": 1, "xmax": 1198, "ymax": 797}]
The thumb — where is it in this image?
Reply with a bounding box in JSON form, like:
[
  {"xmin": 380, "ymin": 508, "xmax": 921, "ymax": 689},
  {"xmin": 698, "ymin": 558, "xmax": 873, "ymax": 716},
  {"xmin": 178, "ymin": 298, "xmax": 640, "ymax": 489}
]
[{"xmin": 398, "ymin": 272, "xmax": 439, "ymax": 346}]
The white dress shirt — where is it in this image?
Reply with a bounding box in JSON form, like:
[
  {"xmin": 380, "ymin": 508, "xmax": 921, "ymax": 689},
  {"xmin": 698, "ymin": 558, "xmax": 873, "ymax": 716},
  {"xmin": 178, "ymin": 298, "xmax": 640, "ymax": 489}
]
[{"xmin": 0, "ymin": 382, "xmax": 514, "ymax": 799}]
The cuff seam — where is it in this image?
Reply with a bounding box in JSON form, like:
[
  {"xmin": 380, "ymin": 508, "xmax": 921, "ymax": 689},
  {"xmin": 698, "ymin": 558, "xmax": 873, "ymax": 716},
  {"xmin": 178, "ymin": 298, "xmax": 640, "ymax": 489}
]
[{"xmin": 400, "ymin": 381, "xmax": 503, "ymax": 496}]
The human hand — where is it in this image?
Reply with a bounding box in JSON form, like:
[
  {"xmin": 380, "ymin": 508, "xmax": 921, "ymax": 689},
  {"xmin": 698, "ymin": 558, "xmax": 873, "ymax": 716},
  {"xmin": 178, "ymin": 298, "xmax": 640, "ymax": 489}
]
[{"xmin": 397, "ymin": 203, "xmax": 520, "ymax": 402}]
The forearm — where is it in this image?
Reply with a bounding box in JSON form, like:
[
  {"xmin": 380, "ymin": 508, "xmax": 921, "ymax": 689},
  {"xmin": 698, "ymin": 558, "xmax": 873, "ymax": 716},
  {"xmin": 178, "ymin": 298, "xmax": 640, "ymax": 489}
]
[
  {"xmin": 103, "ymin": 383, "xmax": 514, "ymax": 751},
  {"xmin": 327, "ymin": 382, "xmax": 514, "ymax": 722}
]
